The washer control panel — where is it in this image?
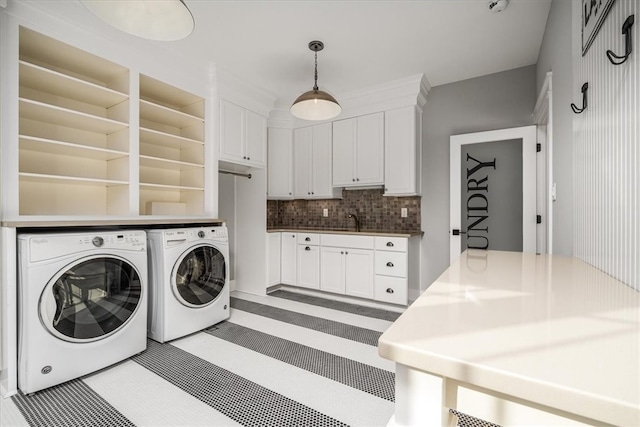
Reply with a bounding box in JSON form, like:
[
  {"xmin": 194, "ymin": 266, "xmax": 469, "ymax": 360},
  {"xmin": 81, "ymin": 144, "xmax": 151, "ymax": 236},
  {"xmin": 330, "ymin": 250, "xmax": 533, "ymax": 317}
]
[{"xmin": 23, "ymin": 230, "xmax": 147, "ymax": 263}]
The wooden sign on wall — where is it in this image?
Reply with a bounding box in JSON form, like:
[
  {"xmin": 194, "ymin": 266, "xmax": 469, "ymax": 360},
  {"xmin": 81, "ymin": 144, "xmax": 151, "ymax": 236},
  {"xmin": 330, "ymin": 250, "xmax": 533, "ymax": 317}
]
[{"xmin": 582, "ymin": 0, "xmax": 616, "ymax": 56}]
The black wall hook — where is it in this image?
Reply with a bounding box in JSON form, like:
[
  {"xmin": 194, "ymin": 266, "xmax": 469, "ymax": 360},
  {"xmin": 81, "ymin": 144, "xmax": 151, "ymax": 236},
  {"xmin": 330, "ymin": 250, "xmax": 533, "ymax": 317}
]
[
  {"xmin": 606, "ymin": 15, "xmax": 634, "ymax": 65},
  {"xmin": 571, "ymin": 83, "xmax": 588, "ymax": 114}
]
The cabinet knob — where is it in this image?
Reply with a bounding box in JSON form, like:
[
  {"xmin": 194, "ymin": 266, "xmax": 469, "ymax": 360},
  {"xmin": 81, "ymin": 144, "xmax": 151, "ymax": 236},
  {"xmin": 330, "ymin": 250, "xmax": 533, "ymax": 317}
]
[
  {"xmin": 341, "ymin": 251, "xmax": 344, "ymax": 255},
  {"xmin": 386, "ymin": 242, "xmax": 394, "ymax": 247},
  {"xmin": 305, "ymin": 237, "xmax": 311, "ymax": 242},
  {"xmin": 243, "ymin": 156, "xmax": 247, "ymax": 159},
  {"xmin": 352, "ymin": 178, "xmax": 355, "ymax": 182},
  {"xmin": 247, "ymin": 157, "xmax": 250, "ymax": 160},
  {"xmin": 345, "ymin": 251, "xmax": 348, "ymax": 255},
  {"xmin": 386, "ymin": 262, "xmax": 394, "ymax": 267},
  {"xmin": 311, "ymin": 192, "xmax": 314, "ymax": 195},
  {"xmin": 386, "ymin": 288, "xmax": 394, "ymax": 294},
  {"xmin": 356, "ymin": 178, "xmax": 360, "ymax": 181},
  {"xmin": 305, "ymin": 246, "xmax": 311, "ymax": 251}
]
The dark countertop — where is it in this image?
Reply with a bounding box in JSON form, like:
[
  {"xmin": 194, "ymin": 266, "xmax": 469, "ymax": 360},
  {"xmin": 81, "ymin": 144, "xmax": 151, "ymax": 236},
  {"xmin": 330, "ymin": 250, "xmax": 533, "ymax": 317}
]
[{"xmin": 267, "ymin": 228, "xmax": 423, "ymax": 237}]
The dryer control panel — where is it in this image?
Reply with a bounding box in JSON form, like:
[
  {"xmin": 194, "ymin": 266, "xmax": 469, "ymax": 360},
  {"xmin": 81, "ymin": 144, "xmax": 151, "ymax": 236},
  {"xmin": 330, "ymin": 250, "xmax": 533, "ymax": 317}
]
[{"xmin": 162, "ymin": 227, "xmax": 228, "ymax": 247}]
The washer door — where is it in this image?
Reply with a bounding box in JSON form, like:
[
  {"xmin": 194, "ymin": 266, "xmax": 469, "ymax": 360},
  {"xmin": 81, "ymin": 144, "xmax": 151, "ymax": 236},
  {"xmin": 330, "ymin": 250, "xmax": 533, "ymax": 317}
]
[
  {"xmin": 39, "ymin": 256, "xmax": 143, "ymax": 343},
  {"xmin": 172, "ymin": 244, "xmax": 226, "ymax": 308}
]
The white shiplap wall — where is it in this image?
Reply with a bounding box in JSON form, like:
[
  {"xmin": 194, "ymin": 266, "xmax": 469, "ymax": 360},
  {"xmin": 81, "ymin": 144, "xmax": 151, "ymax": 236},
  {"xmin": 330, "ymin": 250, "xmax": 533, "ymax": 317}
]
[{"xmin": 573, "ymin": 0, "xmax": 639, "ymax": 291}]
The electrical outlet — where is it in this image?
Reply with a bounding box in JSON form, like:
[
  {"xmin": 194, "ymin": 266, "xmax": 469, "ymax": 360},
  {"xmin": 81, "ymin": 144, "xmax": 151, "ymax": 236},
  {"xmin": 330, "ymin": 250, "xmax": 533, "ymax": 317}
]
[
  {"xmin": 401, "ymin": 208, "xmax": 407, "ymax": 218},
  {"xmin": 323, "ymin": 208, "xmax": 328, "ymax": 217}
]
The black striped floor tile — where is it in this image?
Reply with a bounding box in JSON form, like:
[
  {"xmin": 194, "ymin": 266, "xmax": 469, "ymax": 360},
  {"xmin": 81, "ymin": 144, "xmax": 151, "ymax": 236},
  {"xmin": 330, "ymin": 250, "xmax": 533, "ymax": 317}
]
[
  {"xmin": 205, "ymin": 321, "xmax": 395, "ymax": 401},
  {"xmin": 132, "ymin": 339, "xmax": 347, "ymax": 427},
  {"xmin": 11, "ymin": 379, "xmax": 134, "ymax": 427},
  {"xmin": 268, "ymin": 290, "xmax": 402, "ymax": 321},
  {"xmin": 231, "ymin": 297, "xmax": 381, "ymax": 346}
]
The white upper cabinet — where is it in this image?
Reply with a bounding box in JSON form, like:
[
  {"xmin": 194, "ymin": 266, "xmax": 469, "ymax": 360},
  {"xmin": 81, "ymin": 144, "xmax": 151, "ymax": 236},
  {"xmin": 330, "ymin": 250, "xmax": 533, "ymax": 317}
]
[
  {"xmin": 267, "ymin": 127, "xmax": 293, "ymax": 199},
  {"xmin": 332, "ymin": 112, "xmax": 384, "ymax": 187},
  {"xmin": 219, "ymin": 99, "xmax": 266, "ymax": 168},
  {"xmin": 384, "ymin": 106, "xmax": 421, "ymax": 196},
  {"xmin": 293, "ymin": 123, "xmax": 341, "ymax": 199}
]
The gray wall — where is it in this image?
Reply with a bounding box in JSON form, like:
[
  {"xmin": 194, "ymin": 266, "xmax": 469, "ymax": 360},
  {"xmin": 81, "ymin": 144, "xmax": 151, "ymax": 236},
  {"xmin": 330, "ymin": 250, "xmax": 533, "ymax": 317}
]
[
  {"xmin": 420, "ymin": 65, "xmax": 537, "ymax": 288},
  {"xmin": 536, "ymin": 0, "xmax": 573, "ymax": 256}
]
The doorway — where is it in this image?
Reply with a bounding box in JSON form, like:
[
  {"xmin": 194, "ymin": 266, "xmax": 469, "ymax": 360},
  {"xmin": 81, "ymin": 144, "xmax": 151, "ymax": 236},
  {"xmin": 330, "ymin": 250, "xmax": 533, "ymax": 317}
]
[{"xmin": 450, "ymin": 126, "xmax": 537, "ymax": 264}]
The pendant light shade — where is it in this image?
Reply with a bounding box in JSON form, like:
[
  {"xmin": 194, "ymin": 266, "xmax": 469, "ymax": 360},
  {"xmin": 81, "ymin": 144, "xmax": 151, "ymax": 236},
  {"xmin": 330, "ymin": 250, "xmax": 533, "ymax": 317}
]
[
  {"xmin": 81, "ymin": 0, "xmax": 195, "ymax": 41},
  {"xmin": 290, "ymin": 41, "xmax": 341, "ymax": 121}
]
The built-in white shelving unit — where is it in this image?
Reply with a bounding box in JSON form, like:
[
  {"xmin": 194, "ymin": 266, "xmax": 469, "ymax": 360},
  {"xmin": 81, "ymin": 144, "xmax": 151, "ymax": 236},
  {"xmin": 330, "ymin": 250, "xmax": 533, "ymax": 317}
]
[
  {"xmin": 18, "ymin": 27, "xmax": 131, "ymax": 216},
  {"xmin": 139, "ymin": 74, "xmax": 205, "ymax": 216}
]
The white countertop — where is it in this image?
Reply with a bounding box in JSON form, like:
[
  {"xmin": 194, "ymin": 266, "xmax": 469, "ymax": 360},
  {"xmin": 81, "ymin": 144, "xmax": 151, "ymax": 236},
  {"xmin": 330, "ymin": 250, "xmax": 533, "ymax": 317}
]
[{"xmin": 378, "ymin": 250, "xmax": 640, "ymax": 426}]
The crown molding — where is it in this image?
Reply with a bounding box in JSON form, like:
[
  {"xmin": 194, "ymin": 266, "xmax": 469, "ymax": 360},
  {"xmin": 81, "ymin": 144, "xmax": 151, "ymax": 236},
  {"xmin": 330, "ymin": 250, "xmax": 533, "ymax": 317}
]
[{"xmin": 216, "ymin": 66, "xmax": 277, "ymax": 117}]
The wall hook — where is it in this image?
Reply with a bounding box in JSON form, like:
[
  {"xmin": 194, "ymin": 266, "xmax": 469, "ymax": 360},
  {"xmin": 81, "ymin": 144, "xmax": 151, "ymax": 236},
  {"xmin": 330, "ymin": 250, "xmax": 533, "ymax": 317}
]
[
  {"xmin": 571, "ymin": 83, "xmax": 588, "ymax": 114},
  {"xmin": 606, "ymin": 15, "xmax": 634, "ymax": 65}
]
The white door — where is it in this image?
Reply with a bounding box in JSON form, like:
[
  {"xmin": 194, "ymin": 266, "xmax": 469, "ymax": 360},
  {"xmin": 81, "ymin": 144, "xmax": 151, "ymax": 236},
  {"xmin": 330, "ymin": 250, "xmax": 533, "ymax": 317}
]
[
  {"xmin": 280, "ymin": 233, "xmax": 297, "ymax": 285},
  {"xmin": 356, "ymin": 112, "xmax": 384, "ymax": 185},
  {"xmin": 450, "ymin": 126, "xmax": 537, "ymax": 264},
  {"xmin": 320, "ymin": 246, "xmax": 346, "ymax": 294},
  {"xmin": 344, "ymin": 249, "xmax": 374, "ymax": 299}
]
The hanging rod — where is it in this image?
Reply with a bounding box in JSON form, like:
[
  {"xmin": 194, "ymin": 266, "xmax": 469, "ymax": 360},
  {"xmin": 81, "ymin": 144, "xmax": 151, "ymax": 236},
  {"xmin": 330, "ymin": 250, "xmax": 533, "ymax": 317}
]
[{"xmin": 219, "ymin": 170, "xmax": 252, "ymax": 179}]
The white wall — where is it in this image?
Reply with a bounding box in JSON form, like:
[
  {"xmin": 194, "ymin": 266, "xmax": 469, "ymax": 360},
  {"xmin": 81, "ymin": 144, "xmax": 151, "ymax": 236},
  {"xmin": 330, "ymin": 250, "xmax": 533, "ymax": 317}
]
[
  {"xmin": 420, "ymin": 66, "xmax": 537, "ymax": 288},
  {"xmin": 572, "ymin": 0, "xmax": 639, "ymax": 290},
  {"xmin": 218, "ymin": 174, "xmax": 236, "ymax": 281}
]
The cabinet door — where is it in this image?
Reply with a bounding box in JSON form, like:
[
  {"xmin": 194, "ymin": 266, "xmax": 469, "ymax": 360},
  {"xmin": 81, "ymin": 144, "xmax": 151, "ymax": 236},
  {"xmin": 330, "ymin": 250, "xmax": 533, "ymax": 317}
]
[
  {"xmin": 320, "ymin": 246, "xmax": 346, "ymax": 294},
  {"xmin": 384, "ymin": 106, "xmax": 420, "ymax": 195},
  {"xmin": 268, "ymin": 233, "xmax": 281, "ymax": 286},
  {"xmin": 245, "ymin": 110, "xmax": 266, "ymax": 167},
  {"xmin": 219, "ymin": 100, "xmax": 245, "ymax": 162},
  {"xmin": 332, "ymin": 118, "xmax": 356, "ymax": 186},
  {"xmin": 293, "ymin": 127, "xmax": 312, "ymax": 198},
  {"xmin": 280, "ymin": 233, "xmax": 297, "ymax": 285},
  {"xmin": 345, "ymin": 249, "xmax": 374, "ymax": 299},
  {"xmin": 311, "ymin": 122, "xmax": 334, "ymax": 198},
  {"xmin": 297, "ymin": 244, "xmax": 320, "ymax": 289},
  {"xmin": 356, "ymin": 112, "xmax": 384, "ymax": 185},
  {"xmin": 267, "ymin": 128, "xmax": 293, "ymax": 199}
]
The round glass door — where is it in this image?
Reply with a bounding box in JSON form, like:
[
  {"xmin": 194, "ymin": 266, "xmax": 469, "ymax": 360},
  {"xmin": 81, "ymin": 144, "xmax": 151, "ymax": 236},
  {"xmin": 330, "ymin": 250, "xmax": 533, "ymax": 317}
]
[
  {"xmin": 172, "ymin": 244, "xmax": 226, "ymax": 308},
  {"xmin": 39, "ymin": 256, "xmax": 142, "ymax": 343}
]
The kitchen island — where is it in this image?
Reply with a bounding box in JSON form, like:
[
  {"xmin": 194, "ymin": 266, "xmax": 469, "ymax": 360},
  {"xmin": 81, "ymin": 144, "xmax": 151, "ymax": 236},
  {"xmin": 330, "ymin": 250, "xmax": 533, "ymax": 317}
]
[{"xmin": 378, "ymin": 250, "xmax": 640, "ymax": 426}]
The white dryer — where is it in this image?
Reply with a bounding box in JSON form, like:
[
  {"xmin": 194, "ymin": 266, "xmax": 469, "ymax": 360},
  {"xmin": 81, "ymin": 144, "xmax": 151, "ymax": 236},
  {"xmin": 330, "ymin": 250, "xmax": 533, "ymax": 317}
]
[
  {"xmin": 146, "ymin": 226, "xmax": 229, "ymax": 343},
  {"xmin": 17, "ymin": 230, "xmax": 148, "ymax": 394}
]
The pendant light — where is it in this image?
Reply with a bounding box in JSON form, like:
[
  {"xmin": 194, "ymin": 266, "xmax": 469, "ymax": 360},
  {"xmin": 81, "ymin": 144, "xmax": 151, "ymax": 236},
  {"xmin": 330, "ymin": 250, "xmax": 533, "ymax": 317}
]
[
  {"xmin": 81, "ymin": 0, "xmax": 195, "ymax": 41},
  {"xmin": 290, "ymin": 41, "xmax": 342, "ymax": 121}
]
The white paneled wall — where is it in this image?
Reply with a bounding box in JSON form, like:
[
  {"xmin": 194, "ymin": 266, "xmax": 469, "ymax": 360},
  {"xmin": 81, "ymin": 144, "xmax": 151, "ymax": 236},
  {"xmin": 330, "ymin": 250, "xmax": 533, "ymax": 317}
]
[{"xmin": 573, "ymin": 0, "xmax": 639, "ymax": 290}]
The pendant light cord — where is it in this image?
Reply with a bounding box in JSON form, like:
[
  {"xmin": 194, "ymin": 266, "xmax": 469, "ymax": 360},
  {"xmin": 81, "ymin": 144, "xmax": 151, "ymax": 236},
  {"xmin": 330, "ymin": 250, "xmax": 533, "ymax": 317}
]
[{"xmin": 313, "ymin": 51, "xmax": 319, "ymax": 91}]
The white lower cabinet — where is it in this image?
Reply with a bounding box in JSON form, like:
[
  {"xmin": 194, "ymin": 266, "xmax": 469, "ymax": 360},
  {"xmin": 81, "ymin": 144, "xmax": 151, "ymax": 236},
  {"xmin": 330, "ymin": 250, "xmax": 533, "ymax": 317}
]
[
  {"xmin": 320, "ymin": 234, "xmax": 374, "ymax": 299},
  {"xmin": 268, "ymin": 232, "xmax": 281, "ymax": 287},
  {"xmin": 297, "ymin": 233, "xmax": 320, "ymax": 289},
  {"xmin": 374, "ymin": 236, "xmax": 410, "ymax": 305},
  {"xmin": 280, "ymin": 233, "xmax": 297, "ymax": 285}
]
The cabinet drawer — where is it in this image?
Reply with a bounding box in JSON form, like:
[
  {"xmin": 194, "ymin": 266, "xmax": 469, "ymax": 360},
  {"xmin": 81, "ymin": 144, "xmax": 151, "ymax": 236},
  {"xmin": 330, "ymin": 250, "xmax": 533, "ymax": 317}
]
[
  {"xmin": 375, "ymin": 251, "xmax": 407, "ymax": 277},
  {"xmin": 297, "ymin": 233, "xmax": 320, "ymax": 245},
  {"xmin": 321, "ymin": 233, "xmax": 374, "ymax": 249},
  {"xmin": 374, "ymin": 276, "xmax": 407, "ymax": 305},
  {"xmin": 374, "ymin": 236, "xmax": 407, "ymax": 252}
]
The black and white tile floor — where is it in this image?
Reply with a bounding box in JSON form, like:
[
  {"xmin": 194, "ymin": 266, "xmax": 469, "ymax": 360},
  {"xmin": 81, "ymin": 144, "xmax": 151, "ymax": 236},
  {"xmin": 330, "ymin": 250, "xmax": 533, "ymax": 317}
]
[{"xmin": 1, "ymin": 290, "xmax": 498, "ymax": 427}]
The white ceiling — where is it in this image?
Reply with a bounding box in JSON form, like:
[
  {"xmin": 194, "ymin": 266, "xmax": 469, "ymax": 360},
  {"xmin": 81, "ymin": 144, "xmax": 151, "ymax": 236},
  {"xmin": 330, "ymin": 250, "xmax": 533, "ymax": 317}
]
[{"xmin": 25, "ymin": 0, "xmax": 552, "ymax": 109}]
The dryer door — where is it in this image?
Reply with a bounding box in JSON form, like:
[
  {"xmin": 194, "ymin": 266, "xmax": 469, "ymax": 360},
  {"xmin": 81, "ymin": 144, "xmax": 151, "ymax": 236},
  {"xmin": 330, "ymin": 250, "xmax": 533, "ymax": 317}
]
[
  {"xmin": 39, "ymin": 256, "xmax": 143, "ymax": 343},
  {"xmin": 172, "ymin": 244, "xmax": 226, "ymax": 308}
]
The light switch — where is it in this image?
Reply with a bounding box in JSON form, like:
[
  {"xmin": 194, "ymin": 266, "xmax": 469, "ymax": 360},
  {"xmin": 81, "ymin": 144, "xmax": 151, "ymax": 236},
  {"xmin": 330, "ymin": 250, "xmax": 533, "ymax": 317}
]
[
  {"xmin": 401, "ymin": 208, "xmax": 407, "ymax": 218},
  {"xmin": 323, "ymin": 208, "xmax": 328, "ymax": 217}
]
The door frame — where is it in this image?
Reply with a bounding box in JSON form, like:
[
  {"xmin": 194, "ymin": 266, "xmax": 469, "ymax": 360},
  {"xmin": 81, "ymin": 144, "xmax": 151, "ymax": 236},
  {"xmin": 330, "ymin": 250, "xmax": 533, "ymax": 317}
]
[{"xmin": 450, "ymin": 125, "xmax": 537, "ymax": 264}]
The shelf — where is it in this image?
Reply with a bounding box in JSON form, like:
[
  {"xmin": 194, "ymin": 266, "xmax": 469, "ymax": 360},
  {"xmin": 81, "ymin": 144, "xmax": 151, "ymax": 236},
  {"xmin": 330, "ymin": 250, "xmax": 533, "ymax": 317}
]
[
  {"xmin": 19, "ymin": 61, "xmax": 128, "ymax": 108},
  {"xmin": 140, "ymin": 74, "xmax": 203, "ymax": 115},
  {"xmin": 20, "ymin": 98, "xmax": 128, "ymax": 134},
  {"xmin": 140, "ymin": 100, "xmax": 203, "ymax": 129},
  {"xmin": 19, "ymin": 135, "xmax": 128, "ymax": 161},
  {"xmin": 140, "ymin": 155, "xmax": 203, "ymax": 171},
  {"xmin": 20, "ymin": 173, "xmax": 128, "ymax": 187},
  {"xmin": 139, "ymin": 127, "xmax": 204, "ymax": 149},
  {"xmin": 19, "ymin": 27, "xmax": 129, "ymax": 86},
  {"xmin": 140, "ymin": 183, "xmax": 204, "ymax": 192}
]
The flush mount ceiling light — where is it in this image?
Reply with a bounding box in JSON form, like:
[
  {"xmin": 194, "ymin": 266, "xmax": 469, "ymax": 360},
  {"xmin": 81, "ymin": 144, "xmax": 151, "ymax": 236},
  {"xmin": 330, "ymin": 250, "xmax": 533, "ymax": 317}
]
[
  {"xmin": 290, "ymin": 41, "xmax": 342, "ymax": 121},
  {"xmin": 488, "ymin": 0, "xmax": 509, "ymax": 12},
  {"xmin": 80, "ymin": 0, "xmax": 195, "ymax": 41}
]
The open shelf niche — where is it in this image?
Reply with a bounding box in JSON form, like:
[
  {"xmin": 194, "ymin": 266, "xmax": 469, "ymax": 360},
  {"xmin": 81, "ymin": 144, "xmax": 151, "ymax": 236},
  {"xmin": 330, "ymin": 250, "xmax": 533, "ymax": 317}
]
[
  {"xmin": 18, "ymin": 27, "xmax": 131, "ymax": 216},
  {"xmin": 139, "ymin": 74, "xmax": 205, "ymax": 216}
]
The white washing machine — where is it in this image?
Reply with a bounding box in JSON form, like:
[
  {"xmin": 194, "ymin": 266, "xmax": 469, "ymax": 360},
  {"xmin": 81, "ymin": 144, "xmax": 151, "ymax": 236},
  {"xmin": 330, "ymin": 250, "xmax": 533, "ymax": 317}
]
[
  {"xmin": 17, "ymin": 230, "xmax": 148, "ymax": 394},
  {"xmin": 146, "ymin": 226, "xmax": 229, "ymax": 343}
]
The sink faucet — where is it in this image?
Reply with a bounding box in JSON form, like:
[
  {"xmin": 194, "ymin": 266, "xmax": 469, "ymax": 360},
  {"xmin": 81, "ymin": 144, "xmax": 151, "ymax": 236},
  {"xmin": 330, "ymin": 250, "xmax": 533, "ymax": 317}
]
[{"xmin": 348, "ymin": 211, "xmax": 361, "ymax": 232}]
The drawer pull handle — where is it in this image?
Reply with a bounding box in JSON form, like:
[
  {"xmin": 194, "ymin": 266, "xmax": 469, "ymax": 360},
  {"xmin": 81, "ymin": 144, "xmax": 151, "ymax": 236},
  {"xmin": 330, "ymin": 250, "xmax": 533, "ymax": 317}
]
[
  {"xmin": 386, "ymin": 242, "xmax": 394, "ymax": 247},
  {"xmin": 305, "ymin": 237, "xmax": 311, "ymax": 241},
  {"xmin": 386, "ymin": 262, "xmax": 394, "ymax": 267},
  {"xmin": 305, "ymin": 246, "xmax": 311, "ymax": 251},
  {"xmin": 386, "ymin": 288, "xmax": 394, "ymax": 294}
]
